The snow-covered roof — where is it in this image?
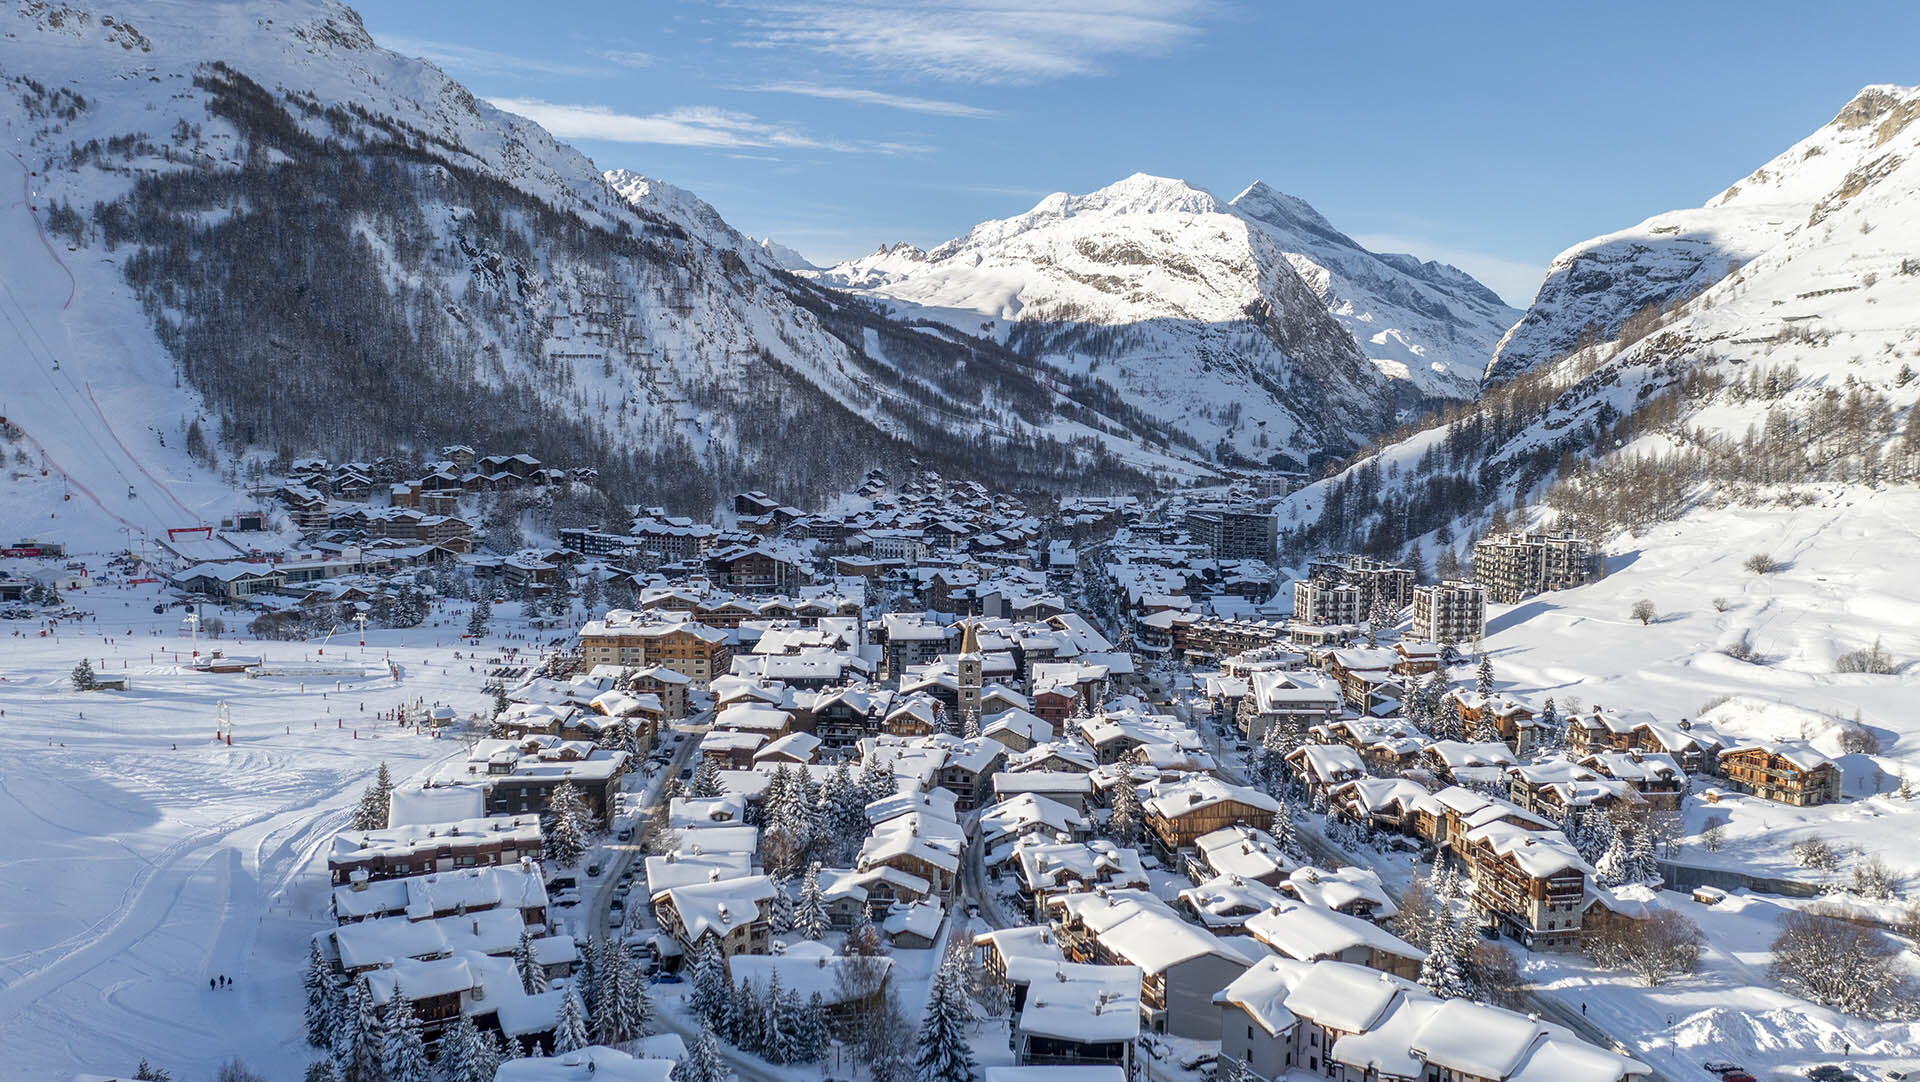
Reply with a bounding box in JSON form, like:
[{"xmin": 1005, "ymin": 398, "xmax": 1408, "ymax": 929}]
[
  {"xmin": 1143, "ymin": 775, "xmax": 1279, "ymax": 820},
  {"xmin": 1241, "ymin": 902, "xmax": 1424, "ymax": 967},
  {"xmin": 728, "ymin": 951, "xmax": 896, "ymax": 1005},
  {"xmin": 1016, "ymin": 962, "xmax": 1142, "ymax": 1043},
  {"xmin": 332, "ymin": 864, "xmax": 548, "ymax": 922},
  {"xmin": 496, "ymin": 1048, "xmax": 675, "ymax": 1082},
  {"xmin": 659, "ymin": 875, "xmax": 776, "ymax": 941}
]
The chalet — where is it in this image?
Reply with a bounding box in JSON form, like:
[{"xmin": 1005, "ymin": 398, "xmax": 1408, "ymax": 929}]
[
  {"xmin": 1506, "ymin": 761, "xmax": 1641, "ymax": 822},
  {"xmin": 992, "ymin": 772, "xmax": 1097, "ymax": 814},
  {"xmin": 1177, "ymin": 874, "xmax": 1289, "ymax": 933},
  {"xmin": 1579, "ymin": 750, "xmax": 1688, "ymax": 810},
  {"xmin": 1142, "ymin": 776, "xmax": 1280, "ymax": 862},
  {"xmin": 577, "ymin": 613, "xmax": 732, "ymax": 688},
  {"xmin": 1420, "ymin": 740, "xmax": 1520, "ymax": 787},
  {"xmin": 1457, "ymin": 821, "xmax": 1591, "ymax": 951},
  {"xmin": 1326, "ymin": 777, "xmax": 1434, "ymax": 839},
  {"xmin": 1241, "ymin": 901, "xmax": 1423, "ymax": 979},
  {"xmin": 857, "ymin": 812, "xmax": 965, "ymax": 893},
  {"xmin": 1012, "ymin": 962, "xmax": 1142, "ymax": 1078},
  {"xmin": 1001, "ymin": 838, "xmax": 1149, "ymax": 918},
  {"xmin": 651, "ymin": 875, "xmax": 777, "ymax": 962},
  {"xmin": 1238, "ymin": 670, "xmax": 1342, "ymax": 744},
  {"xmin": 327, "ymin": 815, "xmax": 545, "ymax": 885},
  {"xmin": 1049, "ymin": 889, "xmax": 1256, "ymax": 1038},
  {"xmin": 1447, "ymin": 690, "xmax": 1540, "ymax": 755},
  {"xmin": 331, "ymin": 863, "xmax": 549, "ymax": 927},
  {"xmin": 1715, "ymin": 741, "xmax": 1841, "ymax": 806},
  {"xmin": 1283, "ymin": 744, "xmax": 1366, "ymax": 801},
  {"xmin": 1190, "ymin": 824, "xmax": 1300, "ymax": 887}
]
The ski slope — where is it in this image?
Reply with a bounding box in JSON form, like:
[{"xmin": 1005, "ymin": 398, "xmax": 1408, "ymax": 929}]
[
  {"xmin": 1, "ymin": 149, "xmax": 233, "ymax": 554},
  {"xmin": 0, "ymin": 581, "xmax": 497, "ymax": 1080}
]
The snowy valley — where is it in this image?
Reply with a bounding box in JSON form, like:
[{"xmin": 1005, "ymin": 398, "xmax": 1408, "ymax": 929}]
[{"xmin": 3, "ymin": 4, "xmax": 1920, "ymax": 1082}]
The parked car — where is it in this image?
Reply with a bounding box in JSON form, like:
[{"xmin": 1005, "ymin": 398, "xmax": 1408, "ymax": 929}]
[
  {"xmin": 587, "ymin": 863, "xmax": 603, "ymax": 877},
  {"xmin": 616, "ymin": 828, "xmax": 634, "ymax": 842},
  {"xmin": 678, "ymin": 766, "xmax": 693, "ymax": 780},
  {"xmin": 1703, "ymin": 1064, "xmax": 1744, "ymax": 1077}
]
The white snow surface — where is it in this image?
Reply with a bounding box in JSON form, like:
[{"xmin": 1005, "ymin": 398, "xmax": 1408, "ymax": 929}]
[{"xmin": 817, "ymin": 172, "xmax": 1519, "ymax": 405}]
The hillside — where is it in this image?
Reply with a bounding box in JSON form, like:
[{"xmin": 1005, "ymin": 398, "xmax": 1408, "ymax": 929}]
[
  {"xmin": 0, "ymin": 0, "xmax": 1211, "ymax": 533},
  {"xmin": 1281, "ymin": 83, "xmax": 1920, "ymax": 565},
  {"xmin": 814, "ymin": 173, "xmax": 1519, "ymax": 449},
  {"xmin": 1486, "ymin": 84, "xmax": 1920, "ymax": 384}
]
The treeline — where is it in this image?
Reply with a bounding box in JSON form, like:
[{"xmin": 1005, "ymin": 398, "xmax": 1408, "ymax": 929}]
[{"xmin": 90, "ymin": 64, "xmax": 1155, "ymax": 516}]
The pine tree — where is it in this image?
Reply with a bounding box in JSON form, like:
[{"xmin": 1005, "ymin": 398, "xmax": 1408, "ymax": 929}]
[
  {"xmin": 795, "ymin": 862, "xmax": 829, "ymax": 940},
  {"xmin": 578, "ymin": 936, "xmax": 603, "ymax": 1020},
  {"xmin": 516, "ymin": 928, "xmax": 550, "ymax": 994},
  {"xmin": 688, "ymin": 939, "xmax": 730, "ymax": 1025},
  {"xmin": 71, "ymin": 658, "xmax": 97, "ymax": 691},
  {"xmin": 491, "ymin": 684, "xmax": 510, "ymax": 720},
  {"xmin": 438, "ymin": 1015, "xmax": 489, "ymax": 1082},
  {"xmin": 380, "ymin": 985, "xmax": 431, "ymax": 1082},
  {"xmin": 466, "ymin": 606, "xmax": 489, "ymax": 639},
  {"xmin": 963, "ymin": 709, "xmax": 981, "ymax": 739},
  {"xmin": 729, "ymin": 979, "xmax": 762, "ymax": 1053},
  {"xmin": 303, "ymin": 1059, "xmax": 344, "ymax": 1082},
  {"xmin": 1270, "ymin": 798, "xmax": 1300, "ymax": 858},
  {"xmin": 769, "ymin": 875, "xmax": 797, "ymax": 934},
  {"xmin": 914, "ymin": 955, "xmax": 976, "ymax": 1082},
  {"xmin": 596, "ymin": 950, "xmax": 652, "ymax": 1045},
  {"xmin": 553, "ymin": 987, "xmax": 591, "ymax": 1054},
  {"xmin": 304, "ymin": 939, "xmax": 336, "ymax": 1048},
  {"xmin": 1436, "ymin": 695, "xmax": 1464, "ymax": 742},
  {"xmin": 1107, "ymin": 780, "xmax": 1142, "ymax": 845},
  {"xmin": 1476, "ymin": 655, "xmax": 1496, "ymax": 701},
  {"xmin": 1536, "ymin": 697, "xmax": 1560, "ymax": 751},
  {"xmin": 859, "ymin": 753, "xmax": 896, "ymax": 805},
  {"xmin": 133, "ymin": 1060, "xmax": 172, "ymax": 1081},
  {"xmin": 346, "ymin": 977, "xmax": 386, "ymax": 1082},
  {"xmin": 690, "ymin": 757, "xmax": 725, "ymax": 799},
  {"xmin": 1596, "ymin": 823, "xmax": 1633, "ymax": 887},
  {"xmin": 798, "ymin": 992, "xmax": 831, "ymax": 1063},
  {"xmin": 670, "ymin": 1020, "xmax": 723, "ymax": 1082},
  {"xmin": 544, "ymin": 781, "xmax": 590, "ymax": 865},
  {"xmin": 762, "ymin": 974, "xmax": 793, "ymax": 1065},
  {"xmin": 1627, "ymin": 825, "xmax": 1660, "ymax": 886},
  {"xmin": 1418, "ymin": 915, "xmax": 1473, "ymax": 999},
  {"xmin": 352, "ymin": 763, "xmax": 394, "ymax": 831}
]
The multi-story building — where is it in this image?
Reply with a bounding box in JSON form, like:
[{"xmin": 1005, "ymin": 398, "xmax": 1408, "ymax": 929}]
[
  {"xmin": 1291, "ymin": 578, "xmax": 1362, "ymax": 626},
  {"xmin": 1457, "ymin": 820, "xmax": 1590, "ymax": 951},
  {"xmin": 1183, "ymin": 504, "xmax": 1276, "ymax": 562},
  {"xmin": 1472, "ymin": 530, "xmax": 1603, "ymax": 603},
  {"xmin": 1716, "ymin": 742, "xmax": 1841, "ymax": 806},
  {"xmin": 1306, "ymin": 556, "xmax": 1415, "ymax": 618},
  {"xmin": 1411, "ymin": 580, "xmax": 1486, "ymax": 643},
  {"xmin": 577, "ymin": 613, "xmax": 732, "ymax": 687}
]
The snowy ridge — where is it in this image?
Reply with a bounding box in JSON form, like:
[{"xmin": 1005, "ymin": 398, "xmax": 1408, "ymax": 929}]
[
  {"xmin": 1486, "ymin": 84, "xmax": 1920, "ymax": 383},
  {"xmin": 0, "ymin": 0, "xmax": 1209, "ymax": 540},
  {"xmin": 816, "ymin": 172, "xmax": 1520, "ymax": 435}
]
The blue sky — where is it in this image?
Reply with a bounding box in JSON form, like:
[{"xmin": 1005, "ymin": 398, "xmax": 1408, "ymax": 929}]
[{"xmin": 357, "ymin": 0, "xmax": 1920, "ymax": 305}]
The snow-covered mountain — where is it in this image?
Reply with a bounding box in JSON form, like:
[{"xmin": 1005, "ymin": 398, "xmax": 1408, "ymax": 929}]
[
  {"xmin": 752, "ymin": 235, "xmax": 820, "ymax": 272},
  {"xmin": 1485, "ymin": 85, "xmax": 1920, "ymax": 384},
  {"xmin": 815, "ymin": 173, "xmax": 1520, "ymax": 426},
  {"xmin": 1226, "ymin": 181, "xmax": 1520, "ymax": 398},
  {"xmin": 1282, "ymin": 83, "xmax": 1920, "ymax": 564},
  {"xmin": 0, "ymin": 0, "xmax": 1214, "ymax": 528}
]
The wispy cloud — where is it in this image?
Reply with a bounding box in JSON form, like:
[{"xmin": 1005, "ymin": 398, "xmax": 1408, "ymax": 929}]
[
  {"xmin": 597, "ymin": 49, "xmax": 659, "ymax": 69},
  {"xmin": 488, "ymin": 97, "xmax": 923, "ymax": 154},
  {"xmin": 1351, "ymin": 232, "xmax": 1545, "ymax": 308},
  {"xmin": 751, "ymin": 81, "xmax": 995, "ymax": 118},
  {"xmin": 380, "ymin": 36, "xmax": 601, "ymax": 80},
  {"xmin": 740, "ymin": 1, "xmax": 1215, "ymax": 84}
]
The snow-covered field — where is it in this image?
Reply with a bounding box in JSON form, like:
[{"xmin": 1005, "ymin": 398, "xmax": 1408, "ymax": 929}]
[
  {"xmin": 1460, "ymin": 491, "xmax": 1920, "ymax": 1076},
  {"xmin": 0, "ymin": 581, "xmax": 500, "ymax": 1081}
]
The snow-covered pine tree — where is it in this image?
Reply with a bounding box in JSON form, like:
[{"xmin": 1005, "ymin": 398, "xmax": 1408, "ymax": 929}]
[
  {"xmin": 346, "ymin": 976, "xmax": 386, "ymax": 1082},
  {"xmin": 515, "ymin": 928, "xmax": 550, "ymax": 994},
  {"xmin": 728, "ymin": 979, "xmax": 761, "ymax": 1053},
  {"xmin": 934, "ymin": 702, "xmax": 959, "ymax": 736},
  {"xmin": 772, "ymin": 982, "xmax": 811, "ymax": 1065},
  {"xmin": 1436, "ymin": 695, "xmax": 1464, "ymax": 742},
  {"xmin": 544, "ymin": 781, "xmax": 590, "ymax": 865},
  {"xmin": 1417, "ymin": 915, "xmax": 1472, "ymax": 1000},
  {"xmin": 963, "ymin": 709, "xmax": 981, "ymax": 739},
  {"xmin": 687, "ymin": 939, "xmax": 730, "ymax": 1025},
  {"xmin": 71, "ymin": 658, "xmax": 97, "ymax": 691},
  {"xmin": 492, "ymin": 684, "xmax": 510, "ymax": 720},
  {"xmin": 595, "ymin": 950, "xmax": 652, "ymax": 1045},
  {"xmin": 761, "ymin": 974, "xmax": 791, "ymax": 1065},
  {"xmin": 304, "ymin": 939, "xmax": 334, "ymax": 1048},
  {"xmin": 553, "ymin": 987, "xmax": 591, "ymax": 1054},
  {"xmin": 303, "ymin": 1058, "xmax": 344, "ymax": 1082},
  {"xmin": 1107, "ymin": 780, "xmax": 1142, "ymax": 845},
  {"xmin": 351, "ymin": 763, "xmax": 395, "ymax": 831},
  {"xmin": 437, "ymin": 1014, "xmax": 489, "ymax": 1082},
  {"xmin": 1477, "ymin": 655, "xmax": 1496, "ymax": 701},
  {"xmin": 1573, "ymin": 807, "xmax": 1613, "ymax": 866},
  {"xmin": 859, "ymin": 753, "xmax": 896, "ymax": 805},
  {"xmin": 1627, "ymin": 825, "xmax": 1660, "ymax": 886},
  {"xmin": 829, "ymin": 762, "xmax": 870, "ymax": 863},
  {"xmin": 577, "ymin": 936, "xmax": 603, "ymax": 1020},
  {"xmin": 1537, "ymin": 698, "xmax": 1559, "ymax": 748},
  {"xmin": 762, "ymin": 764, "xmax": 793, "ymax": 830},
  {"xmin": 477, "ymin": 1029, "xmax": 508, "ymax": 1081},
  {"xmin": 914, "ymin": 956, "xmax": 976, "ymax": 1082},
  {"xmin": 329, "ymin": 975, "xmax": 361, "ymax": 1068},
  {"xmin": 1596, "ymin": 824, "xmax": 1632, "ymax": 887},
  {"xmin": 380, "ymin": 985, "xmax": 431, "ymax": 1082},
  {"xmin": 466, "ymin": 606, "xmax": 489, "ymax": 639},
  {"xmin": 1270, "ymin": 798, "xmax": 1300, "ymax": 858},
  {"xmin": 690, "ymin": 756, "xmax": 725, "ymax": 799},
  {"xmin": 670, "ymin": 1020, "xmax": 723, "ymax": 1082},
  {"xmin": 796, "ymin": 862, "xmax": 829, "ymax": 939},
  {"xmin": 768, "ymin": 874, "xmax": 797, "ymax": 934},
  {"xmin": 799, "ymin": 991, "xmax": 831, "ymax": 1062}
]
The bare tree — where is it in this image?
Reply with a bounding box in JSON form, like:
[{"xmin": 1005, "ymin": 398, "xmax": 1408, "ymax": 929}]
[
  {"xmin": 1631, "ymin": 600, "xmax": 1657, "ymax": 625},
  {"xmin": 1585, "ymin": 909, "xmax": 1703, "ymax": 986}
]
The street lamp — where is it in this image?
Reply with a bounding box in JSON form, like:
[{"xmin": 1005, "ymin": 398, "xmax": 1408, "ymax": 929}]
[
  {"xmin": 182, "ymin": 611, "xmax": 201, "ymax": 659},
  {"xmin": 355, "ymin": 612, "xmax": 369, "ymax": 648}
]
